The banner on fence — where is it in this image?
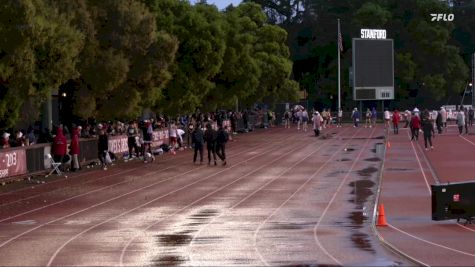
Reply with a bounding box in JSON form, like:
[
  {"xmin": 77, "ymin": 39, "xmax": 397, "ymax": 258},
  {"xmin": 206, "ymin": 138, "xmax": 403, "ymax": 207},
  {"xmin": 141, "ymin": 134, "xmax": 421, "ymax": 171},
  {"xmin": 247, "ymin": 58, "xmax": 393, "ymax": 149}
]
[
  {"xmin": 0, "ymin": 148, "xmax": 27, "ymax": 179},
  {"xmin": 108, "ymin": 136, "xmax": 129, "ymax": 154}
]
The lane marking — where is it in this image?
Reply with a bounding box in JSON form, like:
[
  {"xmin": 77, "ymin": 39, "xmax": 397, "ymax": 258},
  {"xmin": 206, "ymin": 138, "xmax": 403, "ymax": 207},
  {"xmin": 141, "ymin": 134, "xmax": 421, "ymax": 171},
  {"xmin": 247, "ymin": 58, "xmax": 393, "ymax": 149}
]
[
  {"xmin": 252, "ymin": 127, "xmax": 363, "ymax": 266},
  {"xmin": 46, "ymin": 134, "xmax": 306, "ymax": 266},
  {"xmin": 312, "ymin": 126, "xmax": 377, "ymax": 265}
]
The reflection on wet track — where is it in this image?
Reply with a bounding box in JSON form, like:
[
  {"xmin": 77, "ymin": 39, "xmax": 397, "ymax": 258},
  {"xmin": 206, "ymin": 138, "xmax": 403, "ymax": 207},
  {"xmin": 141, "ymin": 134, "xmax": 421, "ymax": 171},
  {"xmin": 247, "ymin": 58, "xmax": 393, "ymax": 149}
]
[{"xmin": 0, "ymin": 126, "xmax": 412, "ymax": 266}]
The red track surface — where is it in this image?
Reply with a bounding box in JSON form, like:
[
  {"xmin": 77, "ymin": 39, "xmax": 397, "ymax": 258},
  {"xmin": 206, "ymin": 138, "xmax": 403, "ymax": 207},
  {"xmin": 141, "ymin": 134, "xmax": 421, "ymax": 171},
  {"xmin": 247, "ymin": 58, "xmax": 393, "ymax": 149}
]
[
  {"xmin": 4, "ymin": 123, "xmax": 473, "ymax": 266},
  {"xmin": 377, "ymin": 124, "xmax": 475, "ymax": 266}
]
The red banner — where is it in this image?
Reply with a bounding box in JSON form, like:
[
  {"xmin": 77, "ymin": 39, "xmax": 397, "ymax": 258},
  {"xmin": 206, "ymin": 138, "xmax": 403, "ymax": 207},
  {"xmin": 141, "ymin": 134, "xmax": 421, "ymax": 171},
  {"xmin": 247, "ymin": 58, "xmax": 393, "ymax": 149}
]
[{"xmin": 0, "ymin": 148, "xmax": 27, "ymax": 179}]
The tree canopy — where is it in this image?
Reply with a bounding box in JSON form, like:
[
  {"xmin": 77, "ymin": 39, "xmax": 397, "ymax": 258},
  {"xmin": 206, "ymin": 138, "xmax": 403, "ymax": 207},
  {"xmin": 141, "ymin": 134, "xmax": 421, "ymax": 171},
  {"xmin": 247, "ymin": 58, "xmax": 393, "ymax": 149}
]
[
  {"xmin": 248, "ymin": 0, "xmax": 472, "ymax": 109},
  {"xmin": 0, "ymin": 0, "xmax": 299, "ymax": 129}
]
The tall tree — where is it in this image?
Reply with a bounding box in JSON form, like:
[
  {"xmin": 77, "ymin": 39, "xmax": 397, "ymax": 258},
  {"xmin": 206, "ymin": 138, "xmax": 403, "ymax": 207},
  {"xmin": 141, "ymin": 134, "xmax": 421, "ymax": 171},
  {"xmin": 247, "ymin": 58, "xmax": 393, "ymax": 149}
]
[
  {"xmin": 152, "ymin": 0, "xmax": 226, "ymax": 115},
  {"xmin": 67, "ymin": 0, "xmax": 178, "ymax": 120},
  {"xmin": 0, "ymin": 0, "xmax": 84, "ymax": 128}
]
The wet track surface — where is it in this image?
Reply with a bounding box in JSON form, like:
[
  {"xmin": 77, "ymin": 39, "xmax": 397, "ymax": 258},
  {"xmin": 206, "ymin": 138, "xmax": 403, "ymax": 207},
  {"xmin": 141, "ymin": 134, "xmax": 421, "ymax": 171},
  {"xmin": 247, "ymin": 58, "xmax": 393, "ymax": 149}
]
[{"xmin": 0, "ymin": 126, "xmax": 411, "ymax": 266}]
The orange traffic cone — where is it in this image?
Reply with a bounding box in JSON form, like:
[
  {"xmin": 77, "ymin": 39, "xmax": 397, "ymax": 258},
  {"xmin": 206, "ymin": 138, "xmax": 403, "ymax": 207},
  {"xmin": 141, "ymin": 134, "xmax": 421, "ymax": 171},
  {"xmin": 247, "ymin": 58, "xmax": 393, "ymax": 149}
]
[{"xmin": 376, "ymin": 203, "xmax": 388, "ymax": 226}]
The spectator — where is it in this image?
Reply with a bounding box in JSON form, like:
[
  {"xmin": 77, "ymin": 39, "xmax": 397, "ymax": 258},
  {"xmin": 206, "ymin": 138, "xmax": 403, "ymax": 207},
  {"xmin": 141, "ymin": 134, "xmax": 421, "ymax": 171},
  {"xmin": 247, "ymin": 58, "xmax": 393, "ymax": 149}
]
[
  {"xmin": 192, "ymin": 123, "xmax": 204, "ymax": 164},
  {"xmin": 312, "ymin": 111, "xmax": 322, "ymax": 137},
  {"xmin": 97, "ymin": 124, "xmax": 109, "ymax": 170},
  {"xmin": 204, "ymin": 123, "xmax": 217, "ymax": 165},
  {"xmin": 141, "ymin": 120, "xmax": 154, "ymax": 163},
  {"xmin": 216, "ymin": 124, "xmax": 229, "ymax": 166},
  {"xmin": 392, "ymin": 109, "xmax": 400, "ymax": 134},
  {"xmin": 352, "ymin": 108, "xmax": 360, "ymax": 128},
  {"xmin": 365, "ymin": 108, "xmax": 372, "ymax": 128},
  {"xmin": 12, "ymin": 130, "xmax": 26, "ymax": 147},
  {"xmin": 284, "ymin": 110, "xmax": 291, "ymax": 129},
  {"xmin": 127, "ymin": 121, "xmax": 139, "ymax": 159},
  {"xmin": 169, "ymin": 122, "xmax": 178, "ymax": 154},
  {"xmin": 52, "ymin": 127, "xmax": 67, "ymax": 168},
  {"xmin": 410, "ymin": 113, "xmax": 421, "ymax": 141},
  {"xmin": 384, "ymin": 108, "xmax": 391, "ymax": 129},
  {"xmin": 38, "ymin": 128, "xmax": 53, "ymax": 144},
  {"xmin": 440, "ymin": 107, "xmax": 447, "ymax": 130},
  {"xmin": 422, "ymin": 117, "xmax": 435, "ymax": 151},
  {"xmin": 27, "ymin": 126, "xmax": 36, "ymax": 146},
  {"xmin": 436, "ymin": 110, "xmax": 443, "ymax": 134},
  {"xmin": 297, "ymin": 109, "xmax": 303, "ymax": 130},
  {"xmin": 1, "ymin": 132, "xmax": 10, "ymax": 149},
  {"xmin": 70, "ymin": 127, "xmax": 81, "ymax": 172}
]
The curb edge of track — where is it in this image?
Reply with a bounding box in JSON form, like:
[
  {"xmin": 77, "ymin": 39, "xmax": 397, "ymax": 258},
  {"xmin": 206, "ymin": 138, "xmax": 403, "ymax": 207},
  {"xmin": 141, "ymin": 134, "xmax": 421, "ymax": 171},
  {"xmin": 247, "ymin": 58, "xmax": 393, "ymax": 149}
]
[{"xmin": 371, "ymin": 129, "xmax": 429, "ymax": 267}]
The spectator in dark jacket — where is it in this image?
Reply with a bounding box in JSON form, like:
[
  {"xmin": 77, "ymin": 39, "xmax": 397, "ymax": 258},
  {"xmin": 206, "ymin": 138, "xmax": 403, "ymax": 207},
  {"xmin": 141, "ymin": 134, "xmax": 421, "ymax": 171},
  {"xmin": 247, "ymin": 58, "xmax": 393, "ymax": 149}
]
[
  {"xmin": 216, "ymin": 124, "xmax": 229, "ymax": 166},
  {"xmin": 70, "ymin": 127, "xmax": 81, "ymax": 171},
  {"xmin": 436, "ymin": 111, "xmax": 443, "ymax": 134},
  {"xmin": 192, "ymin": 124, "xmax": 204, "ymax": 164},
  {"xmin": 97, "ymin": 124, "xmax": 109, "ymax": 170},
  {"xmin": 204, "ymin": 123, "xmax": 217, "ymax": 165},
  {"xmin": 422, "ymin": 118, "xmax": 435, "ymax": 150},
  {"xmin": 52, "ymin": 127, "xmax": 67, "ymax": 166}
]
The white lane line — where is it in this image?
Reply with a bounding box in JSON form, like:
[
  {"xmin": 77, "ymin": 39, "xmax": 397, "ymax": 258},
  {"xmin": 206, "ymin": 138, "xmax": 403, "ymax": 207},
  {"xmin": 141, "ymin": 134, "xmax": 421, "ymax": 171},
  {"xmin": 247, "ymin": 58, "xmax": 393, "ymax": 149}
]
[
  {"xmin": 252, "ymin": 127, "xmax": 361, "ymax": 266},
  {"xmin": 0, "ymin": 136, "xmax": 279, "ymax": 252},
  {"xmin": 312, "ymin": 126, "xmax": 377, "ymax": 266},
  {"xmin": 0, "ymin": 137, "xmax": 272, "ymax": 219},
  {"xmin": 388, "ymin": 223, "xmax": 475, "ymax": 258},
  {"xmin": 377, "ymin": 131, "xmax": 475, "ymax": 263},
  {"xmin": 47, "ymin": 134, "xmax": 303, "ymax": 267},
  {"xmin": 121, "ymin": 133, "xmax": 325, "ymax": 266}
]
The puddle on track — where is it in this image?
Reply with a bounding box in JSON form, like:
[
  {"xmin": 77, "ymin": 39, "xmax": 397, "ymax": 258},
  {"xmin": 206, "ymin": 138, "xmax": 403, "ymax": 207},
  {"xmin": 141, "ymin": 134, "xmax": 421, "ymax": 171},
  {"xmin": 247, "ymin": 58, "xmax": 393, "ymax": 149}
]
[{"xmin": 357, "ymin": 167, "xmax": 378, "ymax": 177}]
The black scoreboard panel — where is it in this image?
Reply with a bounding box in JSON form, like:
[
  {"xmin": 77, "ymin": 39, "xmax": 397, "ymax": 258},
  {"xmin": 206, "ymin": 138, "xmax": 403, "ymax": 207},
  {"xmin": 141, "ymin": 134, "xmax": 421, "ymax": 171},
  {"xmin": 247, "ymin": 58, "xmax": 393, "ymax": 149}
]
[
  {"xmin": 355, "ymin": 89, "xmax": 376, "ymax": 100},
  {"xmin": 352, "ymin": 38, "xmax": 394, "ymax": 100}
]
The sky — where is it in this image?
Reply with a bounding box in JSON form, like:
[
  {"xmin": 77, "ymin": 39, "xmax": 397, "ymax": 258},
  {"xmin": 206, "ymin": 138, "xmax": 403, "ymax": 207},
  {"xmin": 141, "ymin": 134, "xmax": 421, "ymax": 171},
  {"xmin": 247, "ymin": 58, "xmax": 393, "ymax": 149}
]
[{"xmin": 190, "ymin": 0, "xmax": 242, "ymax": 10}]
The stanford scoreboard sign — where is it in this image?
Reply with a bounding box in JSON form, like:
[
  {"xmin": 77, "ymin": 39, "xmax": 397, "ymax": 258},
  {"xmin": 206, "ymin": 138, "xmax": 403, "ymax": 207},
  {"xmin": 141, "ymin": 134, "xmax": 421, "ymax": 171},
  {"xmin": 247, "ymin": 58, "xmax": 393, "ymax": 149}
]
[{"xmin": 352, "ymin": 29, "xmax": 394, "ymax": 101}]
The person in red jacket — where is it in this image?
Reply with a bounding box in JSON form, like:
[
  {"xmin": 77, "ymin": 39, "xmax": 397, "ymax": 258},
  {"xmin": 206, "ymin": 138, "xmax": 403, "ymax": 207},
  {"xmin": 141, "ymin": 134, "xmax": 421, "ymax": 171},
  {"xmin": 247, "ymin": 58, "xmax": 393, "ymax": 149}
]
[
  {"xmin": 52, "ymin": 127, "xmax": 67, "ymax": 168},
  {"xmin": 392, "ymin": 109, "xmax": 400, "ymax": 134},
  {"xmin": 70, "ymin": 126, "xmax": 81, "ymax": 171},
  {"xmin": 410, "ymin": 113, "xmax": 421, "ymax": 141}
]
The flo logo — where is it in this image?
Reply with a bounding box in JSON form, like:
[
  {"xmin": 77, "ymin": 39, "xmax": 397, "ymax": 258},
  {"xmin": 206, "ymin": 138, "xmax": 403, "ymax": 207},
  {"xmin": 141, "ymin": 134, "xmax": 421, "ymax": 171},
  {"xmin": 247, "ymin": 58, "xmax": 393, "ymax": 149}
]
[{"xmin": 430, "ymin": 13, "xmax": 454, "ymax": 21}]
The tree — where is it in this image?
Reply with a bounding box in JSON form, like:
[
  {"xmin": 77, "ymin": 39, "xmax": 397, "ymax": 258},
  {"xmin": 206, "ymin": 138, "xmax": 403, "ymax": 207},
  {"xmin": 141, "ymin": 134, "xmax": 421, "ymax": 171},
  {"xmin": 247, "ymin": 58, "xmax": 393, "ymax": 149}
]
[
  {"xmin": 68, "ymin": 0, "xmax": 178, "ymax": 120},
  {"xmin": 151, "ymin": 0, "xmax": 226, "ymax": 115},
  {"xmin": 0, "ymin": 0, "xmax": 84, "ymax": 128}
]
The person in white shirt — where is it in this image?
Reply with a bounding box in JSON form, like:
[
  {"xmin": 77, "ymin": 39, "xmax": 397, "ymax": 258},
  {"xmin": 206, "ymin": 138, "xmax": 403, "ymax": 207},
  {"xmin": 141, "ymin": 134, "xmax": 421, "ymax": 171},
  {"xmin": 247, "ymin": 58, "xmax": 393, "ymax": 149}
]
[
  {"xmin": 337, "ymin": 108, "xmax": 343, "ymax": 127},
  {"xmin": 169, "ymin": 122, "xmax": 178, "ymax": 154},
  {"xmin": 384, "ymin": 109, "xmax": 391, "ymax": 129}
]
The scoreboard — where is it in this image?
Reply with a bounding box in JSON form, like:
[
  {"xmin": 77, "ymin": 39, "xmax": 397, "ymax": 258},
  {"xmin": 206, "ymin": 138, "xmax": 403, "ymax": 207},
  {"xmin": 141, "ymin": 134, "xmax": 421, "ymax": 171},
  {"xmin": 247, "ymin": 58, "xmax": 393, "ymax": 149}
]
[{"xmin": 352, "ymin": 37, "xmax": 394, "ymax": 100}]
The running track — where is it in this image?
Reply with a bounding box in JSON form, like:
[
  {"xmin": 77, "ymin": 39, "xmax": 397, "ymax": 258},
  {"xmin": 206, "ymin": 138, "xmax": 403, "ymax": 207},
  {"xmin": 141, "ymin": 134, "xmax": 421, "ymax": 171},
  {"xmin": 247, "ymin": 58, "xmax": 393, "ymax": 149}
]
[
  {"xmin": 377, "ymin": 124, "xmax": 475, "ymax": 266},
  {"xmin": 0, "ymin": 125, "xmax": 420, "ymax": 266}
]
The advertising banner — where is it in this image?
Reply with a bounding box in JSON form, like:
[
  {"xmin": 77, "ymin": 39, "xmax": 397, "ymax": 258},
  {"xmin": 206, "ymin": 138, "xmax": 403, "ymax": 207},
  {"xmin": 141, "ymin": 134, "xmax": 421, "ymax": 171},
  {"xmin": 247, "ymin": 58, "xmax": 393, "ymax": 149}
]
[{"xmin": 0, "ymin": 148, "xmax": 27, "ymax": 179}]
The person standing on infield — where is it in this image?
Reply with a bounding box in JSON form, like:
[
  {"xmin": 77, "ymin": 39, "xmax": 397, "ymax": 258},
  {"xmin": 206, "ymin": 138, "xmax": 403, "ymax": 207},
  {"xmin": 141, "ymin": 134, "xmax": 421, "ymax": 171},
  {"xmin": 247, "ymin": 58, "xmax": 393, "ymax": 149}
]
[
  {"xmin": 410, "ymin": 113, "xmax": 421, "ymax": 141},
  {"xmin": 422, "ymin": 116, "xmax": 435, "ymax": 150},
  {"xmin": 392, "ymin": 109, "xmax": 400, "ymax": 134},
  {"xmin": 216, "ymin": 124, "xmax": 229, "ymax": 166}
]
